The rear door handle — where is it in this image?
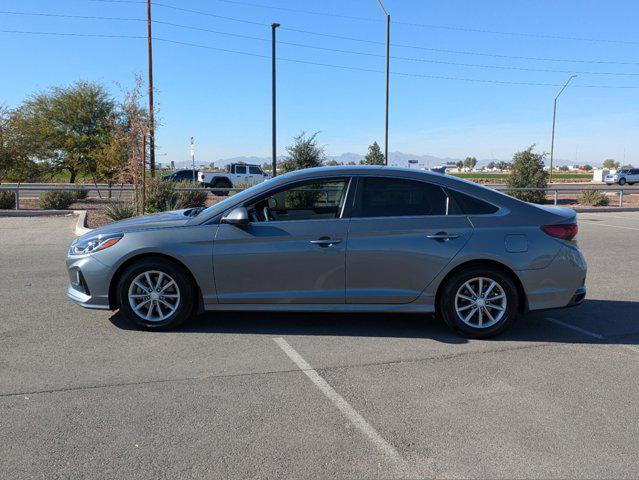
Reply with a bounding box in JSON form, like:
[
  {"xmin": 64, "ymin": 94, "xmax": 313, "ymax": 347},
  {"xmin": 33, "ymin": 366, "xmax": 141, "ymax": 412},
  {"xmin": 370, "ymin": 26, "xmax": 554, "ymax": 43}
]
[
  {"xmin": 310, "ymin": 238, "xmax": 342, "ymax": 247},
  {"xmin": 426, "ymin": 232, "xmax": 460, "ymax": 242}
]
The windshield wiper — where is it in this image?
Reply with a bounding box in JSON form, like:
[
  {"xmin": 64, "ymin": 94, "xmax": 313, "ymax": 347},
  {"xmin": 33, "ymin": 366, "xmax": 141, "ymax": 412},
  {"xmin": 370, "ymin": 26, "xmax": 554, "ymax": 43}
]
[{"xmin": 184, "ymin": 207, "xmax": 205, "ymax": 217}]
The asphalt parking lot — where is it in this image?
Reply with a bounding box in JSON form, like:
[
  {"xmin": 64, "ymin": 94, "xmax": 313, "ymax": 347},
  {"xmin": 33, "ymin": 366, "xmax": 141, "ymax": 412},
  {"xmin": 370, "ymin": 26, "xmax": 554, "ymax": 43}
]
[{"xmin": 1, "ymin": 212, "xmax": 638, "ymax": 479}]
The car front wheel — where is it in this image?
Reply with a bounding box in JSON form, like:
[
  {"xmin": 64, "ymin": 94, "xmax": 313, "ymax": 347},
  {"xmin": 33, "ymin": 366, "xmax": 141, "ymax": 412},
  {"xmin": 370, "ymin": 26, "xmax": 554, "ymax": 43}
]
[
  {"xmin": 619, "ymin": 178, "xmax": 627, "ymax": 185},
  {"xmin": 438, "ymin": 267, "xmax": 519, "ymax": 338},
  {"xmin": 117, "ymin": 258, "xmax": 195, "ymax": 330}
]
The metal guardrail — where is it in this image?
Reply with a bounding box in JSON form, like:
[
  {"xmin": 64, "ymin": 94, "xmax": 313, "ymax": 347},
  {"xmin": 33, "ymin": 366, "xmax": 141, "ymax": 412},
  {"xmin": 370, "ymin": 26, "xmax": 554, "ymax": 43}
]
[
  {"xmin": 0, "ymin": 183, "xmax": 636, "ymax": 210},
  {"xmin": 0, "ymin": 184, "xmax": 245, "ymax": 210}
]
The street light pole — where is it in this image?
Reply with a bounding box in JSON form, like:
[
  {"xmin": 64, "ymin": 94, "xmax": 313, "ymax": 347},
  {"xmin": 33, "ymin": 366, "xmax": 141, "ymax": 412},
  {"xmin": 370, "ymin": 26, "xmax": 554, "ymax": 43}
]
[
  {"xmin": 271, "ymin": 23, "xmax": 280, "ymax": 177},
  {"xmin": 549, "ymin": 74, "xmax": 576, "ymax": 183},
  {"xmin": 376, "ymin": 0, "xmax": 390, "ymax": 165},
  {"xmin": 146, "ymin": 0, "xmax": 156, "ymax": 177},
  {"xmin": 190, "ymin": 137, "xmax": 196, "ymax": 181}
]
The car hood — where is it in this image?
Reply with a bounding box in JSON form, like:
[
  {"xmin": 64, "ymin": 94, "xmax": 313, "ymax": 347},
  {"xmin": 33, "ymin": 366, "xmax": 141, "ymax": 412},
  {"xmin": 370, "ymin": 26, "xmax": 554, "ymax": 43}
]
[{"xmin": 86, "ymin": 209, "xmax": 192, "ymax": 237}]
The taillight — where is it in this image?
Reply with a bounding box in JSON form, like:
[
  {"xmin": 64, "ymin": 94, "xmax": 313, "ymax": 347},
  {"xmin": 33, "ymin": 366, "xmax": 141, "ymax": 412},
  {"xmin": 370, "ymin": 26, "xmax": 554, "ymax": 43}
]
[{"xmin": 541, "ymin": 224, "xmax": 578, "ymax": 241}]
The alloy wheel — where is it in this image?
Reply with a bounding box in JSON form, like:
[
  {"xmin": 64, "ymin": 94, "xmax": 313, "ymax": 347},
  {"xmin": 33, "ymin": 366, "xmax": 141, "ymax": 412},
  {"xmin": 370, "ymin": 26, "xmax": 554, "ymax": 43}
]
[
  {"xmin": 454, "ymin": 277, "xmax": 507, "ymax": 329},
  {"xmin": 128, "ymin": 270, "xmax": 181, "ymax": 322}
]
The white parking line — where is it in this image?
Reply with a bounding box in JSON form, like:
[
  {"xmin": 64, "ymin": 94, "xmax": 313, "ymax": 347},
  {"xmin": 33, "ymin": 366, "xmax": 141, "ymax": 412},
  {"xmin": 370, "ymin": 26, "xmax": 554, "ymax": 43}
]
[
  {"xmin": 272, "ymin": 337, "xmax": 411, "ymax": 476},
  {"xmin": 545, "ymin": 318, "xmax": 605, "ymax": 339},
  {"xmin": 580, "ymin": 221, "xmax": 639, "ymax": 231}
]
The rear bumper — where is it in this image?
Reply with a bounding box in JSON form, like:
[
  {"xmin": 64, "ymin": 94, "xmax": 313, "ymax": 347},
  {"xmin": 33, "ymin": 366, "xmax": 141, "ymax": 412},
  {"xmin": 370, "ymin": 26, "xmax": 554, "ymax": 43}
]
[{"xmin": 518, "ymin": 245, "xmax": 587, "ymax": 311}]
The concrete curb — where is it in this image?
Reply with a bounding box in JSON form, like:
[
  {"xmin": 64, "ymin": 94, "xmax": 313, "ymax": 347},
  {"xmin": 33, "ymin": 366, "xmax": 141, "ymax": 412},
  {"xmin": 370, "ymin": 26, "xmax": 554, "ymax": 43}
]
[
  {"xmin": 73, "ymin": 210, "xmax": 92, "ymax": 236},
  {"xmin": 0, "ymin": 209, "xmax": 93, "ymax": 235},
  {"xmin": 574, "ymin": 207, "xmax": 639, "ymax": 213},
  {"xmin": 0, "ymin": 209, "xmax": 73, "ymax": 217}
]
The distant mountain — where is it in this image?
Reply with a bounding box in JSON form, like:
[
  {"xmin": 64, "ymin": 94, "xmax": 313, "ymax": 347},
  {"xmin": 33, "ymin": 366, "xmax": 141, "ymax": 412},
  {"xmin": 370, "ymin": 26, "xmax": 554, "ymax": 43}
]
[{"xmin": 172, "ymin": 152, "xmax": 578, "ymax": 169}]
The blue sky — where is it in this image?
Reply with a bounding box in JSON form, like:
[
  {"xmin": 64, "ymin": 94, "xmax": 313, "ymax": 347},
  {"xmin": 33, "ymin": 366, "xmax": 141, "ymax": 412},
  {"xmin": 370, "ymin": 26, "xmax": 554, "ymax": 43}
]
[{"xmin": 1, "ymin": 0, "xmax": 638, "ymax": 165}]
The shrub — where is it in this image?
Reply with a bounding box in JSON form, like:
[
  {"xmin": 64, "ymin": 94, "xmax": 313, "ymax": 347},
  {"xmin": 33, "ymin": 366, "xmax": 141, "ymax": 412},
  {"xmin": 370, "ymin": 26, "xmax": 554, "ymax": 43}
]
[
  {"xmin": 105, "ymin": 202, "xmax": 136, "ymax": 221},
  {"xmin": 39, "ymin": 190, "xmax": 76, "ymax": 210},
  {"xmin": 0, "ymin": 191, "xmax": 16, "ymax": 209},
  {"xmin": 506, "ymin": 146, "xmax": 548, "ymax": 204},
  {"xmin": 175, "ymin": 181, "xmax": 208, "ymax": 208},
  {"xmin": 73, "ymin": 188, "xmax": 88, "ymax": 200},
  {"xmin": 578, "ymin": 189, "xmax": 609, "ymax": 207},
  {"xmin": 145, "ymin": 178, "xmax": 178, "ymax": 212}
]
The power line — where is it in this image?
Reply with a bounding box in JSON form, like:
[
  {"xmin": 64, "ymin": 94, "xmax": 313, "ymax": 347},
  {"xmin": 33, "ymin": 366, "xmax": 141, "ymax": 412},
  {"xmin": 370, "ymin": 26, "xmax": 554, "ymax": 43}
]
[
  {"xmin": 4, "ymin": 9, "xmax": 638, "ymax": 67},
  {"xmin": 0, "ymin": 28, "xmax": 144, "ymax": 39},
  {"xmin": 2, "ymin": 27, "xmax": 637, "ymax": 88},
  {"xmin": 154, "ymin": 0, "xmax": 639, "ymax": 46}
]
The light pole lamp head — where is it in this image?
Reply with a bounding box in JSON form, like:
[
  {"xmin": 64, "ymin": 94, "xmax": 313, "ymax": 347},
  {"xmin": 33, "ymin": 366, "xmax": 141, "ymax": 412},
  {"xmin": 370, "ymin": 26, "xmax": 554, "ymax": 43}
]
[{"xmin": 272, "ymin": 22, "xmax": 280, "ymax": 29}]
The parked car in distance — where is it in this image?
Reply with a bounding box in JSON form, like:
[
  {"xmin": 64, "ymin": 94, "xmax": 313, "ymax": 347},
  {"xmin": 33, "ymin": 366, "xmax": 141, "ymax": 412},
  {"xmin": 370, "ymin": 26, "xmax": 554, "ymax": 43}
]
[
  {"xmin": 605, "ymin": 168, "xmax": 639, "ymax": 185},
  {"xmin": 162, "ymin": 169, "xmax": 199, "ymax": 182},
  {"xmin": 198, "ymin": 163, "xmax": 269, "ymax": 195},
  {"xmin": 66, "ymin": 166, "xmax": 587, "ymax": 338}
]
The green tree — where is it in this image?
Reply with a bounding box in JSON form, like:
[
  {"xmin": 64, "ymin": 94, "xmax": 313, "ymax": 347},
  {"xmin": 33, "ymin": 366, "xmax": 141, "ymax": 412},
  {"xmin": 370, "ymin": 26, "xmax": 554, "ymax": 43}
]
[
  {"xmin": 325, "ymin": 159, "xmax": 340, "ymax": 166},
  {"xmin": 281, "ymin": 131, "xmax": 325, "ymax": 172},
  {"xmin": 463, "ymin": 156, "xmax": 477, "ymax": 170},
  {"xmin": 361, "ymin": 141, "xmax": 385, "ymax": 165},
  {"xmin": 0, "ymin": 105, "xmax": 45, "ymax": 183},
  {"xmin": 558, "ymin": 165, "xmax": 570, "ymax": 172},
  {"xmin": 506, "ymin": 146, "xmax": 548, "ymax": 204},
  {"xmin": 19, "ymin": 81, "xmax": 116, "ymax": 182},
  {"xmin": 486, "ymin": 161, "xmax": 496, "ymax": 169},
  {"xmin": 620, "ymin": 164, "xmax": 634, "ymax": 169},
  {"xmin": 602, "ymin": 159, "xmax": 620, "ymax": 170},
  {"xmin": 455, "ymin": 160, "xmax": 464, "ymax": 169},
  {"xmin": 581, "ymin": 164, "xmax": 593, "ymax": 171}
]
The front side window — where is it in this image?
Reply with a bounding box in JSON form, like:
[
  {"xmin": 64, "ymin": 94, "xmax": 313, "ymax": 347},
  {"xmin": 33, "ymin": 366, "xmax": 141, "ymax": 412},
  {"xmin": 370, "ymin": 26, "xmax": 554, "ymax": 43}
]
[
  {"xmin": 354, "ymin": 177, "xmax": 447, "ymax": 217},
  {"xmin": 246, "ymin": 178, "xmax": 349, "ymax": 222},
  {"xmin": 249, "ymin": 166, "xmax": 262, "ymax": 175}
]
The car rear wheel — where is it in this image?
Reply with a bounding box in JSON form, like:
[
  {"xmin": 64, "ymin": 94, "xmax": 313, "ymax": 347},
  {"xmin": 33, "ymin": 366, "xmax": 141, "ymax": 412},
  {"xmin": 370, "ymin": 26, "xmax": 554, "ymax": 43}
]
[
  {"xmin": 212, "ymin": 179, "xmax": 232, "ymax": 196},
  {"xmin": 117, "ymin": 258, "xmax": 195, "ymax": 330},
  {"xmin": 438, "ymin": 266, "xmax": 519, "ymax": 338}
]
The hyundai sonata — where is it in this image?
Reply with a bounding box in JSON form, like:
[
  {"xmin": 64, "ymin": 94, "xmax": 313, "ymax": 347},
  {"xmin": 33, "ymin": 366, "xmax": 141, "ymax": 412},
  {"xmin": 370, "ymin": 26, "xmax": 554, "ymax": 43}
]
[{"xmin": 67, "ymin": 166, "xmax": 586, "ymax": 338}]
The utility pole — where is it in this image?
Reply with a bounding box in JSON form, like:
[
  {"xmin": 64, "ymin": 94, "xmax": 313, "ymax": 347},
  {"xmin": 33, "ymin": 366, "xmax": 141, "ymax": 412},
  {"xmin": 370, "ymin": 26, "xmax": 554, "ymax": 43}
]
[
  {"xmin": 549, "ymin": 75, "xmax": 576, "ymax": 183},
  {"xmin": 376, "ymin": 0, "xmax": 390, "ymax": 165},
  {"xmin": 146, "ymin": 0, "xmax": 156, "ymax": 177},
  {"xmin": 190, "ymin": 137, "xmax": 196, "ymax": 181},
  {"xmin": 271, "ymin": 23, "xmax": 280, "ymax": 177}
]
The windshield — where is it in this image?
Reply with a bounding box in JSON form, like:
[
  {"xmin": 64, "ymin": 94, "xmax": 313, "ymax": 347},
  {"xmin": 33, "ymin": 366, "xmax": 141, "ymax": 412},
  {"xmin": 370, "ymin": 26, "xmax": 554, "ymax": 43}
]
[{"xmin": 196, "ymin": 176, "xmax": 280, "ymax": 218}]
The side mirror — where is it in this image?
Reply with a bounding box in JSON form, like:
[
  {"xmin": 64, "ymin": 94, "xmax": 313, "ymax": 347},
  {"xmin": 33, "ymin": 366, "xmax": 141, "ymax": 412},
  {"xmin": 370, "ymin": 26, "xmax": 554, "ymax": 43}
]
[{"xmin": 222, "ymin": 207, "xmax": 249, "ymax": 226}]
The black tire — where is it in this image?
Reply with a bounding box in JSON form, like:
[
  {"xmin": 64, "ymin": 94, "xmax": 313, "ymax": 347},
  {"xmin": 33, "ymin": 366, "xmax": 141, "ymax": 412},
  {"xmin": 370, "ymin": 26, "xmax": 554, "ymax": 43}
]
[
  {"xmin": 437, "ymin": 266, "xmax": 519, "ymax": 339},
  {"xmin": 116, "ymin": 257, "xmax": 195, "ymax": 330},
  {"xmin": 212, "ymin": 179, "xmax": 232, "ymax": 196},
  {"xmin": 628, "ymin": 182, "xmax": 635, "ymax": 186},
  {"xmin": 618, "ymin": 178, "xmax": 627, "ymax": 185}
]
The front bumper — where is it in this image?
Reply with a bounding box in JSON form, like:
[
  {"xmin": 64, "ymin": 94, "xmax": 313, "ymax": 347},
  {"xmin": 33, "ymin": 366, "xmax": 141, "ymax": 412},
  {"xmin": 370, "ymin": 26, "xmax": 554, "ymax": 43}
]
[{"xmin": 66, "ymin": 254, "xmax": 113, "ymax": 310}]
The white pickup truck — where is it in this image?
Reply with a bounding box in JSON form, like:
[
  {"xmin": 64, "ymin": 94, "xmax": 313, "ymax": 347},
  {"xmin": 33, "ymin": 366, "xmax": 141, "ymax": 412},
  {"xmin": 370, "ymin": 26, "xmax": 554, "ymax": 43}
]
[{"xmin": 197, "ymin": 163, "xmax": 270, "ymax": 195}]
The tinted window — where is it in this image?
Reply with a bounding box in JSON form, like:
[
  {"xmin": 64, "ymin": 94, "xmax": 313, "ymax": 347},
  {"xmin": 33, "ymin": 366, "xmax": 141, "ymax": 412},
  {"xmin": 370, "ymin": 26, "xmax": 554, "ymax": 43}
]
[
  {"xmin": 449, "ymin": 190, "xmax": 499, "ymax": 215},
  {"xmin": 355, "ymin": 177, "xmax": 447, "ymax": 217},
  {"xmin": 178, "ymin": 170, "xmax": 196, "ymax": 180},
  {"xmin": 249, "ymin": 166, "xmax": 262, "ymax": 175},
  {"xmin": 247, "ymin": 179, "xmax": 349, "ymax": 222},
  {"xmin": 235, "ymin": 165, "xmax": 247, "ymax": 174}
]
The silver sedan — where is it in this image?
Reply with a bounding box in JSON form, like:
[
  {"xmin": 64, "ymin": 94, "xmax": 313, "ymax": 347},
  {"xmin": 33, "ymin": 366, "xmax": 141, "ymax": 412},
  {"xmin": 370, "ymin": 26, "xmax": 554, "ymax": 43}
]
[{"xmin": 66, "ymin": 166, "xmax": 586, "ymax": 338}]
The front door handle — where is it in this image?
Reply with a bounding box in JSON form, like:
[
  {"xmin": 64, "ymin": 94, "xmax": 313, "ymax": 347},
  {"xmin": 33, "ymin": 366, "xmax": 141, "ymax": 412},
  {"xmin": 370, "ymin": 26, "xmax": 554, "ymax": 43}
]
[
  {"xmin": 427, "ymin": 232, "xmax": 460, "ymax": 242},
  {"xmin": 310, "ymin": 237, "xmax": 342, "ymax": 247}
]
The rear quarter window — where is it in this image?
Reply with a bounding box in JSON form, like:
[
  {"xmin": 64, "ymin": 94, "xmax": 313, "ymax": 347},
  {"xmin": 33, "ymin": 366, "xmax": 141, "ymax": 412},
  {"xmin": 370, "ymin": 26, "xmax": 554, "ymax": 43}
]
[{"xmin": 448, "ymin": 190, "xmax": 499, "ymax": 215}]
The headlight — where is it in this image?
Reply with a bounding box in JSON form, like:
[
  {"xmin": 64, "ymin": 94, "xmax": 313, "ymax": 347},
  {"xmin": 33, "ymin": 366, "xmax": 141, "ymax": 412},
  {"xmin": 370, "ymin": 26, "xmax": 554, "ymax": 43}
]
[{"xmin": 69, "ymin": 233, "xmax": 123, "ymax": 256}]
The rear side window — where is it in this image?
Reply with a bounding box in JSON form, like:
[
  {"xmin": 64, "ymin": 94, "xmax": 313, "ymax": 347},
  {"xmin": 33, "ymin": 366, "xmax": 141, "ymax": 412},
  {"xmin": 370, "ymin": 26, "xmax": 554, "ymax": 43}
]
[
  {"xmin": 235, "ymin": 165, "xmax": 247, "ymax": 174},
  {"xmin": 448, "ymin": 190, "xmax": 499, "ymax": 215},
  {"xmin": 354, "ymin": 177, "xmax": 447, "ymax": 217}
]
